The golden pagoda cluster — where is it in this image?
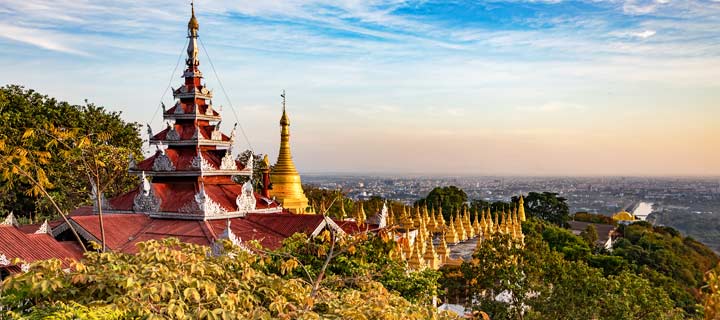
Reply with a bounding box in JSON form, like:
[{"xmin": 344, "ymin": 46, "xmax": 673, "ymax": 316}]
[{"xmin": 382, "ymin": 196, "xmax": 527, "ymax": 271}]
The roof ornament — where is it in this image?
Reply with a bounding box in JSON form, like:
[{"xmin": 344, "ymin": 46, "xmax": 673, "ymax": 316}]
[
  {"xmin": 230, "ymin": 123, "xmax": 237, "ymax": 142},
  {"xmin": 161, "ymin": 102, "xmax": 166, "ymax": 113},
  {"xmin": 1, "ymin": 211, "xmax": 19, "ymax": 227},
  {"xmin": 90, "ymin": 179, "xmax": 111, "ymax": 212},
  {"xmin": 146, "ymin": 123, "xmax": 153, "ymax": 140},
  {"xmin": 236, "ymin": 181, "xmax": 256, "ymax": 213},
  {"xmin": 220, "ymin": 148, "xmax": 236, "ymax": 170},
  {"xmin": 186, "ymin": 1, "xmax": 200, "ymax": 67},
  {"xmin": 141, "ymin": 171, "xmax": 151, "ymax": 196},
  {"xmin": 211, "ymin": 121, "xmax": 222, "ymax": 140},
  {"xmin": 245, "ymin": 152, "xmax": 254, "ymax": 173},
  {"xmin": 179, "ymin": 183, "xmax": 228, "ymax": 216},
  {"xmin": 34, "ymin": 220, "xmax": 52, "ymax": 234},
  {"xmin": 128, "ymin": 153, "xmax": 137, "ymax": 170},
  {"xmin": 175, "ymin": 102, "xmax": 185, "ymax": 114},
  {"xmin": 212, "ymin": 218, "xmax": 251, "ymax": 256}
]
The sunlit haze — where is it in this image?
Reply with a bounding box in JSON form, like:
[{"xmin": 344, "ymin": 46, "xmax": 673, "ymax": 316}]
[{"xmin": 2, "ymin": 1, "xmax": 719, "ymax": 176}]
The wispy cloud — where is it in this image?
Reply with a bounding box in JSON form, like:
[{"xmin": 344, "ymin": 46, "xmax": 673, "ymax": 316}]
[{"xmin": 0, "ymin": 23, "xmax": 90, "ymax": 56}]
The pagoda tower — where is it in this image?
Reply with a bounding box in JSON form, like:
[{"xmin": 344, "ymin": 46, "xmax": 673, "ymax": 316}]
[
  {"xmin": 269, "ymin": 91, "xmax": 310, "ymax": 214},
  {"xmin": 118, "ymin": 5, "xmax": 280, "ymax": 220}
]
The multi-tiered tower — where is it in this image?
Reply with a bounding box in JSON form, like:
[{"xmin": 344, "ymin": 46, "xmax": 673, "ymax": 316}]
[{"xmin": 113, "ymin": 5, "xmax": 281, "ymax": 220}]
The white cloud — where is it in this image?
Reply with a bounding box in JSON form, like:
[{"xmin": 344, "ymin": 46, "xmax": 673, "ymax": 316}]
[
  {"xmin": 614, "ymin": 29, "xmax": 657, "ymax": 39},
  {"xmin": 0, "ymin": 23, "xmax": 90, "ymax": 56},
  {"xmin": 622, "ymin": 0, "xmax": 669, "ymax": 15}
]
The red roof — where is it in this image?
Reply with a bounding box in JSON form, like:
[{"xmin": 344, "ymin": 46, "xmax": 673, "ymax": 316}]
[
  {"xmin": 150, "ymin": 123, "xmax": 230, "ymax": 142},
  {"xmin": 165, "ymin": 101, "xmax": 219, "ymax": 117},
  {"xmin": 0, "ymin": 225, "xmax": 83, "ymax": 265},
  {"xmin": 108, "ymin": 181, "xmax": 278, "ymax": 214},
  {"xmin": 245, "ymin": 213, "xmax": 326, "ymax": 238},
  {"xmin": 58, "ymin": 212, "xmax": 333, "ymax": 253},
  {"xmin": 70, "ymin": 214, "xmax": 152, "ymax": 249}
]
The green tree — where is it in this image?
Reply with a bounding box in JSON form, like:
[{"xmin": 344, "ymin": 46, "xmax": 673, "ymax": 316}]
[
  {"xmin": 580, "ymin": 224, "xmax": 599, "ymax": 247},
  {"xmin": 0, "ymin": 85, "xmax": 142, "ymax": 221},
  {"xmin": 415, "ymin": 186, "xmax": 468, "ymax": 221},
  {"xmin": 519, "ymin": 192, "xmax": 570, "ymax": 226}
]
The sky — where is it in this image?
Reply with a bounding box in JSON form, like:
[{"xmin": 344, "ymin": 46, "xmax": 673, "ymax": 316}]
[{"xmin": 1, "ymin": 0, "xmax": 719, "ymax": 176}]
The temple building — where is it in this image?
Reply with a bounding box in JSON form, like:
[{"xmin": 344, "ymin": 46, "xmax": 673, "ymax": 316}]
[
  {"xmin": 0, "ymin": 5, "xmax": 346, "ymax": 270},
  {"xmin": 269, "ymin": 92, "xmax": 310, "ymax": 214}
]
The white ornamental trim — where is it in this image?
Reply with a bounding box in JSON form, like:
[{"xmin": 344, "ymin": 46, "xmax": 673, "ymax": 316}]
[
  {"xmin": 166, "ymin": 127, "xmax": 180, "ymax": 140},
  {"xmin": 178, "ymin": 186, "xmax": 228, "ymax": 216},
  {"xmin": 152, "ymin": 152, "xmax": 176, "ymax": 172},
  {"xmin": 211, "ymin": 130, "xmax": 222, "ymax": 141},
  {"xmin": 191, "ymin": 154, "xmax": 215, "ymax": 171},
  {"xmin": 34, "ymin": 220, "xmax": 51, "ymax": 234},
  {"xmin": 220, "ymin": 150, "xmax": 236, "ymax": 170},
  {"xmin": 236, "ymin": 181, "xmax": 257, "ymax": 213},
  {"xmin": 133, "ymin": 173, "xmax": 161, "ymax": 213},
  {"xmin": 174, "ymin": 102, "xmax": 185, "ymax": 114},
  {"xmin": 0, "ymin": 254, "xmax": 9, "ymax": 266},
  {"xmin": 1, "ymin": 212, "xmax": 19, "ymax": 227}
]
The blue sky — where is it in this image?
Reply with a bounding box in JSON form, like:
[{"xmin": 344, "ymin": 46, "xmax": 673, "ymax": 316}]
[{"xmin": 1, "ymin": 0, "xmax": 719, "ymax": 175}]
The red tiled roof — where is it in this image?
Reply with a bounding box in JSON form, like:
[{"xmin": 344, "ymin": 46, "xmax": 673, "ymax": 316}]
[
  {"xmin": 206, "ymin": 218, "xmax": 288, "ymax": 249},
  {"xmin": 134, "ymin": 149, "xmax": 240, "ymax": 172},
  {"xmin": 108, "ymin": 181, "xmax": 279, "ymax": 214},
  {"xmin": 70, "ymin": 214, "xmax": 151, "ymax": 249},
  {"xmin": 165, "ymin": 101, "xmax": 219, "ymax": 116},
  {"xmin": 245, "ymin": 213, "xmax": 326, "ymax": 238},
  {"xmin": 0, "ymin": 225, "xmax": 83, "ymax": 265},
  {"xmin": 63, "ymin": 212, "xmax": 331, "ymax": 253}
]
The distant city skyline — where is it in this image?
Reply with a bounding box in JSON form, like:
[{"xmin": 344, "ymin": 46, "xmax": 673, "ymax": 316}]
[{"xmin": 2, "ymin": 1, "xmax": 719, "ymax": 176}]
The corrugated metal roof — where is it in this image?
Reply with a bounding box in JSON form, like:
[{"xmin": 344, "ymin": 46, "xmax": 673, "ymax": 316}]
[{"xmin": 0, "ymin": 225, "xmax": 83, "ymax": 264}]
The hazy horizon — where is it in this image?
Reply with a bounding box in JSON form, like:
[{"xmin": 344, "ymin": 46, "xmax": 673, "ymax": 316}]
[{"xmin": 2, "ymin": 0, "xmax": 718, "ymax": 176}]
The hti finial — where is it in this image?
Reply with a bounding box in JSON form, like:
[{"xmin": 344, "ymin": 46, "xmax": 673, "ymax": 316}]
[
  {"xmin": 188, "ymin": 1, "xmax": 199, "ymax": 32},
  {"xmin": 281, "ymin": 90, "xmax": 286, "ymax": 112}
]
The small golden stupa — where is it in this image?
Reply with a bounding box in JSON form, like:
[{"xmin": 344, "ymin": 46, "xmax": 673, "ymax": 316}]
[
  {"xmin": 612, "ymin": 210, "xmax": 636, "ymax": 221},
  {"xmin": 269, "ymin": 91, "xmax": 309, "ymax": 214}
]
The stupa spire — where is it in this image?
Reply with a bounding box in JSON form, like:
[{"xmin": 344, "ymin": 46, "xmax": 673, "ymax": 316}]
[{"xmin": 270, "ymin": 90, "xmax": 309, "ymax": 213}]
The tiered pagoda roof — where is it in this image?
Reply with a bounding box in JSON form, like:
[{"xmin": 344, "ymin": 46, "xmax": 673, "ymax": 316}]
[{"xmin": 106, "ymin": 4, "xmax": 281, "ymax": 220}]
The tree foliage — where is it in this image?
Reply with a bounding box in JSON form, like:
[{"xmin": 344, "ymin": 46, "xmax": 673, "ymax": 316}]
[
  {"xmin": 1, "ymin": 237, "xmax": 460, "ymax": 319},
  {"xmin": 415, "ymin": 186, "xmax": 468, "ymax": 220},
  {"xmin": 520, "ymin": 192, "xmax": 570, "ymax": 226},
  {"xmin": 450, "ymin": 220, "xmax": 683, "ymax": 320},
  {"xmin": 0, "ymin": 85, "xmax": 142, "ymax": 221}
]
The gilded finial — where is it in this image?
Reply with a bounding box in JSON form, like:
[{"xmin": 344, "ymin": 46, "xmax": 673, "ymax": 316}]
[
  {"xmin": 262, "ymin": 154, "xmax": 270, "ymax": 167},
  {"xmin": 188, "ymin": 1, "xmax": 199, "ymax": 31}
]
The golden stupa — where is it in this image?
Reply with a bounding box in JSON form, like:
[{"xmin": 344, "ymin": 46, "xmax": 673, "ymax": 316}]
[
  {"xmin": 612, "ymin": 210, "xmax": 635, "ymax": 221},
  {"xmin": 269, "ymin": 91, "xmax": 309, "ymax": 214}
]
